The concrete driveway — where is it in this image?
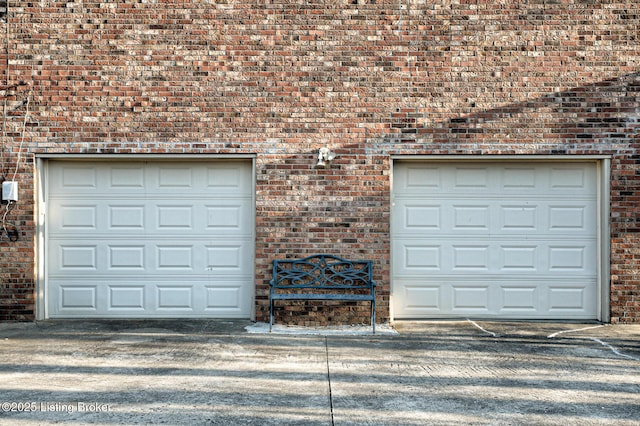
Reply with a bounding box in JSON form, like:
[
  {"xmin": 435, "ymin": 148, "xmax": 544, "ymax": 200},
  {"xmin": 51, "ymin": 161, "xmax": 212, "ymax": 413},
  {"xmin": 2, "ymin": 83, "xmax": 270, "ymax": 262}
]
[{"xmin": 0, "ymin": 320, "xmax": 638, "ymax": 425}]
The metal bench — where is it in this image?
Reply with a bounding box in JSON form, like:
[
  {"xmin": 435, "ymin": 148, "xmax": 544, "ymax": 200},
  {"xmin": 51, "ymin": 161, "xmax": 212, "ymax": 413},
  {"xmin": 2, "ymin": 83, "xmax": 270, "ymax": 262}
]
[{"xmin": 269, "ymin": 254, "xmax": 376, "ymax": 333}]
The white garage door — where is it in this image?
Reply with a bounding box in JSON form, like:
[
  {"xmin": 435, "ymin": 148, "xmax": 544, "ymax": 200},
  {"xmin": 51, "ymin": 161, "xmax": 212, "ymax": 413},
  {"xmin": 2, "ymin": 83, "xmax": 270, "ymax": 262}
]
[
  {"xmin": 392, "ymin": 161, "xmax": 598, "ymax": 319},
  {"xmin": 46, "ymin": 160, "xmax": 254, "ymax": 318}
]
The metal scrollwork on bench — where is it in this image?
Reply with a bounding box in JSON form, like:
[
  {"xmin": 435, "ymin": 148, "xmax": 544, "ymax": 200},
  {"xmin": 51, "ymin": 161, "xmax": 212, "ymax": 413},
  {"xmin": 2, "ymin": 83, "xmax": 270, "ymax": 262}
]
[{"xmin": 269, "ymin": 254, "xmax": 376, "ymax": 333}]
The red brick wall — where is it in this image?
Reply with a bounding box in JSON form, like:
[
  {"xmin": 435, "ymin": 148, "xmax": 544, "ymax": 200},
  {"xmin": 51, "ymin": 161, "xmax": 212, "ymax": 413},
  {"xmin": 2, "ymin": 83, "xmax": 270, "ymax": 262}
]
[{"xmin": 0, "ymin": 1, "xmax": 638, "ymax": 322}]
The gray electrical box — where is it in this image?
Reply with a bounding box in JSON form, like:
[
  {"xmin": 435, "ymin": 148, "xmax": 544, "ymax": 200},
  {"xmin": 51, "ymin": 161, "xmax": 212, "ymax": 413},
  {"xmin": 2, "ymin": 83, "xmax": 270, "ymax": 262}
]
[{"xmin": 2, "ymin": 181, "xmax": 18, "ymax": 202}]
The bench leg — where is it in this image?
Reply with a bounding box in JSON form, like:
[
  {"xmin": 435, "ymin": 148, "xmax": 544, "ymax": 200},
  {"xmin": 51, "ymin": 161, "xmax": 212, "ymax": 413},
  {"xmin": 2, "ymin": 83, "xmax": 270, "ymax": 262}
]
[
  {"xmin": 371, "ymin": 300, "xmax": 376, "ymax": 334},
  {"xmin": 269, "ymin": 298, "xmax": 274, "ymax": 332}
]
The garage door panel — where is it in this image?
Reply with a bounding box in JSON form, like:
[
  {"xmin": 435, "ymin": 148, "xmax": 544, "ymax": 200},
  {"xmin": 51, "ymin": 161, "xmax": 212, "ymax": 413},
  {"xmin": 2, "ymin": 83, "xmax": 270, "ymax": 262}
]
[
  {"xmin": 394, "ymin": 277, "xmax": 596, "ymax": 318},
  {"xmin": 399, "ymin": 203, "xmax": 441, "ymax": 230},
  {"xmin": 204, "ymin": 283, "xmax": 245, "ymax": 311},
  {"xmin": 51, "ymin": 239, "xmax": 253, "ymax": 276},
  {"xmin": 109, "ymin": 166, "xmax": 145, "ymax": 189},
  {"xmin": 156, "ymin": 245, "xmax": 194, "ymax": 270},
  {"xmin": 157, "ymin": 166, "xmax": 193, "ymax": 189},
  {"xmin": 549, "ymin": 166, "xmax": 593, "ymax": 191},
  {"xmin": 206, "ymin": 243, "xmax": 249, "ymax": 272},
  {"xmin": 395, "ymin": 200, "xmax": 595, "ymax": 236},
  {"xmin": 397, "ymin": 281, "xmax": 442, "ymax": 314},
  {"xmin": 397, "ymin": 163, "xmax": 596, "ymax": 193},
  {"xmin": 500, "ymin": 286, "xmax": 538, "ymax": 312},
  {"xmin": 502, "ymin": 167, "xmax": 536, "ymax": 189},
  {"xmin": 395, "ymin": 239, "xmax": 596, "ymax": 276},
  {"xmin": 500, "ymin": 245, "xmax": 538, "ymax": 270},
  {"xmin": 392, "ymin": 161, "xmax": 598, "ymax": 319},
  {"xmin": 452, "ymin": 285, "xmax": 490, "ymax": 311},
  {"xmin": 59, "ymin": 205, "xmax": 98, "ymax": 230},
  {"xmin": 548, "ymin": 284, "xmax": 595, "ymax": 313},
  {"xmin": 548, "ymin": 204, "xmax": 593, "ymax": 231},
  {"xmin": 394, "ymin": 243, "xmax": 442, "ymax": 272},
  {"xmin": 58, "ymin": 285, "xmax": 98, "ymax": 311},
  {"xmin": 51, "ymin": 198, "xmax": 254, "ymax": 236},
  {"xmin": 58, "ymin": 165, "xmax": 98, "ymax": 190},
  {"xmin": 404, "ymin": 166, "xmax": 442, "ymax": 191},
  {"xmin": 206, "ymin": 164, "xmax": 252, "ymax": 191},
  {"xmin": 57, "ymin": 244, "xmax": 98, "ymax": 270},
  {"xmin": 453, "ymin": 167, "xmax": 490, "ymax": 189},
  {"xmin": 452, "ymin": 205, "xmax": 490, "ymax": 230},
  {"xmin": 47, "ymin": 161, "xmax": 254, "ymax": 319},
  {"xmin": 500, "ymin": 205, "xmax": 538, "ymax": 230},
  {"xmin": 50, "ymin": 279, "xmax": 251, "ymax": 317},
  {"xmin": 156, "ymin": 285, "xmax": 194, "ymax": 310},
  {"xmin": 109, "ymin": 246, "xmax": 146, "ymax": 269},
  {"xmin": 452, "ymin": 245, "xmax": 490, "ymax": 270},
  {"xmin": 549, "ymin": 245, "xmax": 590, "ymax": 271},
  {"xmin": 157, "ymin": 205, "xmax": 193, "ymax": 230},
  {"xmin": 108, "ymin": 285, "xmax": 146, "ymax": 310},
  {"xmin": 203, "ymin": 201, "xmax": 253, "ymax": 234},
  {"xmin": 109, "ymin": 205, "xmax": 145, "ymax": 229}
]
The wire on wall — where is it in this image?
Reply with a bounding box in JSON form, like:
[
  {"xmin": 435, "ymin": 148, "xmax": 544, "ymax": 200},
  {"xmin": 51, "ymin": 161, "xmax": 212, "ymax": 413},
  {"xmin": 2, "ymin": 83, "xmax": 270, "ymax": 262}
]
[
  {"xmin": 0, "ymin": 1, "xmax": 30, "ymax": 243},
  {"xmin": 11, "ymin": 88, "xmax": 29, "ymax": 181},
  {"xmin": 1, "ymin": 199, "xmax": 17, "ymax": 241},
  {"xmin": 1, "ymin": 0, "xmax": 10, "ymax": 178},
  {"xmin": 0, "ymin": 0, "xmax": 11, "ymax": 243}
]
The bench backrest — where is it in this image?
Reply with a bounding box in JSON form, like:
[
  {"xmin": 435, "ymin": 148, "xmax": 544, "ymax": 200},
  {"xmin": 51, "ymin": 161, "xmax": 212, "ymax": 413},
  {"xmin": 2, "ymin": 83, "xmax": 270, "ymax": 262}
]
[{"xmin": 271, "ymin": 254, "xmax": 374, "ymax": 290}]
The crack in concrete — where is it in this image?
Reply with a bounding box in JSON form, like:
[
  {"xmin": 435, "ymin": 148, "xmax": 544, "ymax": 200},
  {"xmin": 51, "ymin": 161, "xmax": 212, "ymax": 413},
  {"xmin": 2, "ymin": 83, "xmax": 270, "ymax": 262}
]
[{"xmin": 324, "ymin": 337, "xmax": 335, "ymax": 426}]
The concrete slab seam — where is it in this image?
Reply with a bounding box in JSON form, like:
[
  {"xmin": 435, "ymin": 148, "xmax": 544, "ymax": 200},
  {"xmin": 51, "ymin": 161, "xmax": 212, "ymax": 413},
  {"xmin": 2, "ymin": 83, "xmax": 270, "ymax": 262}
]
[
  {"xmin": 324, "ymin": 337, "xmax": 335, "ymax": 426},
  {"xmin": 466, "ymin": 319, "xmax": 498, "ymax": 337},
  {"xmin": 547, "ymin": 325, "xmax": 606, "ymax": 338},
  {"xmin": 588, "ymin": 337, "xmax": 640, "ymax": 361},
  {"xmin": 547, "ymin": 324, "xmax": 639, "ymax": 361}
]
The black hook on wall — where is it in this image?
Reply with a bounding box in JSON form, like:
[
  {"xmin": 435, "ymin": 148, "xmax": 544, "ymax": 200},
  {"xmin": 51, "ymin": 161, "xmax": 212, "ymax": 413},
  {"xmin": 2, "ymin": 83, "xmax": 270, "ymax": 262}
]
[{"xmin": 6, "ymin": 227, "xmax": 18, "ymax": 242}]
